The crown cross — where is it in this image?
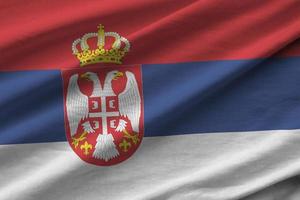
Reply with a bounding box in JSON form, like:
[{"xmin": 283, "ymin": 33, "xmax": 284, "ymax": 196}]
[
  {"xmin": 98, "ymin": 24, "xmax": 104, "ymax": 30},
  {"xmin": 72, "ymin": 24, "xmax": 130, "ymax": 66}
]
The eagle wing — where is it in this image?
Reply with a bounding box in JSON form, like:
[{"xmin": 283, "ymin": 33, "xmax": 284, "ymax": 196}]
[
  {"xmin": 118, "ymin": 71, "xmax": 141, "ymax": 133},
  {"xmin": 66, "ymin": 74, "xmax": 89, "ymax": 137}
]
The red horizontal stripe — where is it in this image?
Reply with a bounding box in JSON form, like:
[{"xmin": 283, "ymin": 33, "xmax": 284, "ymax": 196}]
[{"xmin": 0, "ymin": 0, "xmax": 300, "ymax": 71}]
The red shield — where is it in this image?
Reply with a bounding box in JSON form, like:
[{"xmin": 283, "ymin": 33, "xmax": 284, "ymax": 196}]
[{"xmin": 62, "ymin": 65, "xmax": 144, "ymax": 166}]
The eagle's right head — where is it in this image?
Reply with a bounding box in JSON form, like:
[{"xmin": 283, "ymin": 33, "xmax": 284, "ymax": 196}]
[{"xmin": 80, "ymin": 72, "xmax": 97, "ymax": 81}]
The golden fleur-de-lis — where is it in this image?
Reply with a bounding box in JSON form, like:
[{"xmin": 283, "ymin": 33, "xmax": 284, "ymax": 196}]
[
  {"xmin": 80, "ymin": 141, "xmax": 93, "ymax": 155},
  {"xmin": 119, "ymin": 139, "xmax": 131, "ymax": 152}
]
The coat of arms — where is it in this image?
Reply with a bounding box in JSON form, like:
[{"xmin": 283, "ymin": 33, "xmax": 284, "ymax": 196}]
[{"xmin": 63, "ymin": 25, "xmax": 143, "ymax": 166}]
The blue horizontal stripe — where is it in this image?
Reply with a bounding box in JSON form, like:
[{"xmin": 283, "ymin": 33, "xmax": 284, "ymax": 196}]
[
  {"xmin": 1, "ymin": 57, "xmax": 300, "ymax": 144},
  {"xmin": 0, "ymin": 71, "xmax": 65, "ymax": 144},
  {"xmin": 143, "ymin": 58, "xmax": 300, "ymax": 136}
]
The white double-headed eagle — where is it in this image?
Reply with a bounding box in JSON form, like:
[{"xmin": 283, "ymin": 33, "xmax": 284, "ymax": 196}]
[{"xmin": 66, "ymin": 70, "xmax": 141, "ymax": 161}]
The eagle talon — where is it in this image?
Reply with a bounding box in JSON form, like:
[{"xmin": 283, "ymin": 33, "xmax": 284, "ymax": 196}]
[
  {"xmin": 72, "ymin": 139, "xmax": 80, "ymax": 148},
  {"xmin": 123, "ymin": 130, "xmax": 139, "ymax": 145},
  {"xmin": 71, "ymin": 131, "xmax": 87, "ymax": 148}
]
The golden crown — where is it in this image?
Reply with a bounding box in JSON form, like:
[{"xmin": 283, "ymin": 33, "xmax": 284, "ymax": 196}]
[{"xmin": 72, "ymin": 24, "xmax": 130, "ymax": 66}]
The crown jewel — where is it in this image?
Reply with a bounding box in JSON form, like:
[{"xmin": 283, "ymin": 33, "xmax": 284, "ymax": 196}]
[{"xmin": 72, "ymin": 24, "xmax": 130, "ymax": 66}]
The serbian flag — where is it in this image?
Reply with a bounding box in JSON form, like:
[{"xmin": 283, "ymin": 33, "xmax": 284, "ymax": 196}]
[{"xmin": 1, "ymin": 0, "xmax": 300, "ymax": 199}]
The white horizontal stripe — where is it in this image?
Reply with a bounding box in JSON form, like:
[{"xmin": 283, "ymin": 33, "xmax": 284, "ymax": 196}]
[{"xmin": 0, "ymin": 129, "xmax": 300, "ymax": 200}]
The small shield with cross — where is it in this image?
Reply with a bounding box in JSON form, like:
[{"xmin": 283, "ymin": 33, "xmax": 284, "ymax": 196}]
[{"xmin": 62, "ymin": 65, "xmax": 144, "ymax": 166}]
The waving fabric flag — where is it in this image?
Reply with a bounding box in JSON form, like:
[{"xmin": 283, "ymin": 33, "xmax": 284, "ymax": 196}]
[{"xmin": 1, "ymin": 0, "xmax": 300, "ymax": 199}]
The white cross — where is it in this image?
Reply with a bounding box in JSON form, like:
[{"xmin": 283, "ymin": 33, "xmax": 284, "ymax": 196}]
[{"xmin": 89, "ymin": 97, "xmax": 119, "ymax": 134}]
